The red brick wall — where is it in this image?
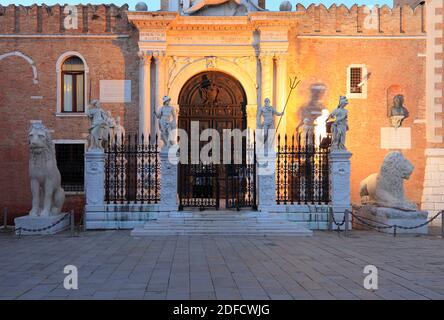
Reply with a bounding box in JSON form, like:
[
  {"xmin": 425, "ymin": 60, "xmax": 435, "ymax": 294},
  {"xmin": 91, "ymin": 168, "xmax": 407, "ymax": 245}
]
[
  {"xmin": 0, "ymin": 4, "xmax": 429, "ymax": 217},
  {"xmin": 287, "ymin": 4, "xmax": 427, "ymax": 205},
  {"xmin": 0, "ymin": 5, "xmax": 139, "ymax": 220}
]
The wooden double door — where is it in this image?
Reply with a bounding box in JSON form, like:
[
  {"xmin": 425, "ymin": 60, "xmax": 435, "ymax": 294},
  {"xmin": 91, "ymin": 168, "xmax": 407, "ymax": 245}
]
[{"xmin": 177, "ymin": 71, "xmax": 255, "ymax": 210}]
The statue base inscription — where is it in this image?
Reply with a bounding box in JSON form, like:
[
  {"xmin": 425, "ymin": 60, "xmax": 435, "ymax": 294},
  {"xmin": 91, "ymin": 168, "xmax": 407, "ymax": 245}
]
[
  {"xmin": 353, "ymin": 205, "xmax": 428, "ymax": 234},
  {"xmin": 380, "ymin": 127, "xmax": 411, "ymax": 149},
  {"xmin": 14, "ymin": 213, "xmax": 71, "ymax": 235}
]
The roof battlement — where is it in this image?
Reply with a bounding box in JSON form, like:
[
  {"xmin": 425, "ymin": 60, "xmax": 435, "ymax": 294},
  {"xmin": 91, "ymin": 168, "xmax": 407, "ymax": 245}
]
[
  {"xmin": 295, "ymin": 3, "xmax": 425, "ymax": 35},
  {"xmin": 0, "ymin": 3, "xmax": 425, "ymax": 36},
  {"xmin": 0, "ymin": 4, "xmax": 132, "ymax": 34}
]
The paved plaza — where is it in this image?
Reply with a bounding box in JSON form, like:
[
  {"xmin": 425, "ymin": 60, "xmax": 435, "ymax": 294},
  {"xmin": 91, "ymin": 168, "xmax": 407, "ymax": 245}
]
[{"xmin": 0, "ymin": 229, "xmax": 443, "ymax": 300}]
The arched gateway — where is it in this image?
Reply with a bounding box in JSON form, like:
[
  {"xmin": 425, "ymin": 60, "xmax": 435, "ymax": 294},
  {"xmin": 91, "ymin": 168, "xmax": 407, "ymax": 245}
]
[{"xmin": 177, "ymin": 71, "xmax": 256, "ymax": 210}]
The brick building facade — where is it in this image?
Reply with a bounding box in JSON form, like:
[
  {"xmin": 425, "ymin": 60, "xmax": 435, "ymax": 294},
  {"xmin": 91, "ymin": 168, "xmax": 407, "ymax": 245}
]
[{"xmin": 0, "ymin": 1, "xmax": 440, "ymax": 221}]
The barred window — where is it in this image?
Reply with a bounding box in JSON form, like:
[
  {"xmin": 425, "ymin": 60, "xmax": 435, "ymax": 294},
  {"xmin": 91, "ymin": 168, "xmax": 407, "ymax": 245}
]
[
  {"xmin": 347, "ymin": 64, "xmax": 367, "ymax": 99},
  {"xmin": 349, "ymin": 67, "xmax": 362, "ymax": 94},
  {"xmin": 55, "ymin": 143, "xmax": 85, "ymax": 192}
]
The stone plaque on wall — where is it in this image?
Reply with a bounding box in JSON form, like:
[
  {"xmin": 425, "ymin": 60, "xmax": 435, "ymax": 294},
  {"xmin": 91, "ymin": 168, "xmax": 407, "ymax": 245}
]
[
  {"xmin": 380, "ymin": 127, "xmax": 411, "ymax": 149},
  {"xmin": 99, "ymin": 80, "xmax": 131, "ymax": 103}
]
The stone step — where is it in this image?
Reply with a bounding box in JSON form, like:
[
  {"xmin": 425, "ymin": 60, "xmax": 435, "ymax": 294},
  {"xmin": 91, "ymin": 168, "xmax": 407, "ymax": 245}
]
[
  {"xmin": 131, "ymin": 228, "xmax": 312, "ymax": 236},
  {"xmin": 132, "ymin": 210, "xmax": 313, "ymax": 236}
]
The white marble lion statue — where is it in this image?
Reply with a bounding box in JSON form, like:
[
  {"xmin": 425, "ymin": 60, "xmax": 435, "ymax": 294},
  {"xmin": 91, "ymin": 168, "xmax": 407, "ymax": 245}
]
[
  {"xmin": 28, "ymin": 122, "xmax": 65, "ymax": 216},
  {"xmin": 360, "ymin": 151, "xmax": 417, "ymax": 211}
]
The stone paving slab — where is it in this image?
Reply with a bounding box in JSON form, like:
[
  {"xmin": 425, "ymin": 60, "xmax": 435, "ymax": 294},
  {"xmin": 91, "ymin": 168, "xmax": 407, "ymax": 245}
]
[{"xmin": 0, "ymin": 229, "xmax": 443, "ymax": 300}]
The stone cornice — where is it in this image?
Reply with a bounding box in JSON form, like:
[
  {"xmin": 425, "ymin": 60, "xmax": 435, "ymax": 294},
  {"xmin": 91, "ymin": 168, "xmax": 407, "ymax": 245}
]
[{"xmin": 128, "ymin": 11, "xmax": 300, "ymax": 32}]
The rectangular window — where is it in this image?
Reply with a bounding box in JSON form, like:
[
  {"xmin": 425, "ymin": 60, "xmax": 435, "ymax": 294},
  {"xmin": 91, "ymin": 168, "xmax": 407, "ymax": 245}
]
[
  {"xmin": 62, "ymin": 72, "xmax": 84, "ymax": 112},
  {"xmin": 347, "ymin": 64, "xmax": 367, "ymax": 99},
  {"xmin": 55, "ymin": 143, "xmax": 85, "ymax": 192}
]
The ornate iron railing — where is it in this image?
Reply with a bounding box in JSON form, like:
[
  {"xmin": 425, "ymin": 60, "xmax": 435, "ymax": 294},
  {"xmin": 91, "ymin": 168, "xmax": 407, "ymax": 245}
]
[
  {"xmin": 276, "ymin": 133, "xmax": 330, "ymax": 205},
  {"xmin": 105, "ymin": 134, "xmax": 160, "ymax": 204}
]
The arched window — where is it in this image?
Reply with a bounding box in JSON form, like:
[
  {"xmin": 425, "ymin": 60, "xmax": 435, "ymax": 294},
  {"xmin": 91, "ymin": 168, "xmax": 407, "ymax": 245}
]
[{"xmin": 62, "ymin": 56, "xmax": 85, "ymax": 112}]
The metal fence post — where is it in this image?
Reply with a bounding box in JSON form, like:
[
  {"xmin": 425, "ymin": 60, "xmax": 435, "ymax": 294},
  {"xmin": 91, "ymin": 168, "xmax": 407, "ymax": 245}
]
[{"xmin": 344, "ymin": 209, "xmax": 349, "ymax": 237}]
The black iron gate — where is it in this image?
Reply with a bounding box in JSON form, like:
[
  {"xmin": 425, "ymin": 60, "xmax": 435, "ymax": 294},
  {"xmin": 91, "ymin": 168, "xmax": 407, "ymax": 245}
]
[
  {"xmin": 178, "ymin": 163, "xmax": 220, "ymax": 210},
  {"xmin": 178, "ymin": 145, "xmax": 257, "ymax": 211}
]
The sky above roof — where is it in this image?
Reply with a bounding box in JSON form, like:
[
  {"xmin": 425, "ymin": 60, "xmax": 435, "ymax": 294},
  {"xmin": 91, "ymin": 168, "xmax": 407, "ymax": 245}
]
[{"xmin": 0, "ymin": 1, "xmax": 393, "ymax": 9}]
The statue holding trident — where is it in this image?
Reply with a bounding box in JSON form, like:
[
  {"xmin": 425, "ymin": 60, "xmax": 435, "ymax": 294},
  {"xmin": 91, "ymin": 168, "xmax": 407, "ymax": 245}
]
[
  {"xmin": 256, "ymin": 76, "xmax": 301, "ymax": 149},
  {"xmin": 155, "ymin": 96, "xmax": 177, "ymax": 149},
  {"xmin": 256, "ymin": 98, "xmax": 284, "ymax": 143}
]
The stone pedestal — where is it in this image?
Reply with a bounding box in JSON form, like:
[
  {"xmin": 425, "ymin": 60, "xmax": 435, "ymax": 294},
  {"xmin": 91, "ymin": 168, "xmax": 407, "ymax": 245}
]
[
  {"xmin": 85, "ymin": 150, "xmax": 105, "ymax": 206},
  {"xmin": 329, "ymin": 150, "xmax": 352, "ymax": 230},
  {"xmin": 14, "ymin": 213, "xmax": 70, "ymax": 235},
  {"xmin": 353, "ymin": 206, "xmax": 429, "ymax": 234},
  {"xmin": 257, "ymin": 153, "xmax": 277, "ymax": 212},
  {"xmin": 159, "ymin": 148, "xmax": 179, "ymax": 211}
]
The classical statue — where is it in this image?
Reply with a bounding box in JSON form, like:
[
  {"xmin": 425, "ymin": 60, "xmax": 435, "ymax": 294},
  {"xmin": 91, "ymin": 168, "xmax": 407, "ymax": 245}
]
[
  {"xmin": 155, "ymin": 96, "xmax": 177, "ymax": 148},
  {"xmin": 87, "ymin": 99, "xmax": 108, "ymax": 151},
  {"xmin": 256, "ymin": 98, "xmax": 284, "ymax": 142},
  {"xmin": 114, "ymin": 116, "xmax": 126, "ymax": 146},
  {"xmin": 360, "ymin": 151, "xmax": 417, "ymax": 211},
  {"xmin": 389, "ymin": 94, "xmax": 409, "ymax": 128},
  {"xmin": 28, "ymin": 122, "xmax": 65, "ymax": 217},
  {"xmin": 327, "ymin": 96, "xmax": 349, "ymax": 150},
  {"xmin": 183, "ymin": 0, "xmax": 264, "ymax": 14}
]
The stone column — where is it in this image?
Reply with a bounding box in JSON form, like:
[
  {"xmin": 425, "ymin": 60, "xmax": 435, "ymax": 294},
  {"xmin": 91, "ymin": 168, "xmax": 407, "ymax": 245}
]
[
  {"xmin": 275, "ymin": 54, "xmax": 287, "ymax": 137},
  {"xmin": 84, "ymin": 150, "xmax": 105, "ymax": 206},
  {"xmin": 329, "ymin": 150, "xmax": 353, "ymax": 230},
  {"xmin": 138, "ymin": 52, "xmax": 152, "ymax": 139},
  {"xmin": 154, "ymin": 52, "xmax": 167, "ymax": 142},
  {"xmin": 256, "ymin": 153, "xmax": 277, "ymax": 213},
  {"xmin": 259, "ymin": 53, "xmax": 274, "ymax": 106},
  {"xmin": 159, "ymin": 149, "xmax": 179, "ymax": 212}
]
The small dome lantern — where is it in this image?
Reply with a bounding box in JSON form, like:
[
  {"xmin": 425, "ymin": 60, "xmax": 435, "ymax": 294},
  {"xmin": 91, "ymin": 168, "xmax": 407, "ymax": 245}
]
[
  {"xmin": 279, "ymin": 1, "xmax": 292, "ymax": 11},
  {"xmin": 135, "ymin": 2, "xmax": 148, "ymax": 11}
]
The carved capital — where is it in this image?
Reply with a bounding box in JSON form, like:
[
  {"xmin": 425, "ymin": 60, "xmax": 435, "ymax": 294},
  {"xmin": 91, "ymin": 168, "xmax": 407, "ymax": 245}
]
[
  {"xmin": 259, "ymin": 53, "xmax": 273, "ymax": 68},
  {"xmin": 138, "ymin": 51, "xmax": 153, "ymax": 66},
  {"xmin": 275, "ymin": 53, "xmax": 287, "ymax": 66},
  {"xmin": 153, "ymin": 51, "xmax": 167, "ymax": 65}
]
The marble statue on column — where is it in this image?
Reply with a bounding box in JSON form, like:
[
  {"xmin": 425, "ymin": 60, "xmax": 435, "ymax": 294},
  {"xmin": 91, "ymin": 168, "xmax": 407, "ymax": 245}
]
[
  {"xmin": 256, "ymin": 98, "xmax": 284, "ymax": 142},
  {"xmin": 327, "ymin": 96, "xmax": 349, "ymax": 151},
  {"xmin": 87, "ymin": 99, "xmax": 108, "ymax": 151},
  {"xmin": 155, "ymin": 96, "xmax": 177, "ymax": 149},
  {"xmin": 389, "ymin": 94, "xmax": 409, "ymax": 128}
]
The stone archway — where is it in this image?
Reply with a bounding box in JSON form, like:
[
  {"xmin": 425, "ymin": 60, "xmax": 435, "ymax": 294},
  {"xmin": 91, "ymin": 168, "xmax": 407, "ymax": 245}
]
[
  {"xmin": 177, "ymin": 71, "xmax": 256, "ymax": 210},
  {"xmin": 177, "ymin": 71, "xmax": 247, "ymax": 134},
  {"xmin": 167, "ymin": 57, "xmax": 258, "ymax": 130}
]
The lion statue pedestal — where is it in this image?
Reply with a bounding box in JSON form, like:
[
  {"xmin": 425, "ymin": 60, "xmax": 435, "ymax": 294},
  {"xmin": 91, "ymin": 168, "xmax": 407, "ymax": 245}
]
[
  {"xmin": 354, "ymin": 151, "xmax": 428, "ymax": 234},
  {"xmin": 14, "ymin": 122, "xmax": 70, "ymax": 235}
]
